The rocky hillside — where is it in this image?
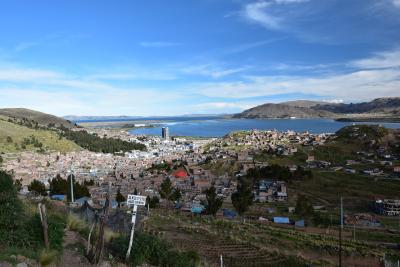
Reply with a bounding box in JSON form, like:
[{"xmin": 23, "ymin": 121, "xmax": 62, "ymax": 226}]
[
  {"xmin": 233, "ymin": 103, "xmax": 336, "ymax": 119},
  {"xmin": 234, "ymin": 97, "xmax": 400, "ymax": 119},
  {"xmin": 0, "ymin": 108, "xmax": 76, "ymax": 129},
  {"xmin": 314, "ymin": 97, "xmax": 400, "ymax": 115}
]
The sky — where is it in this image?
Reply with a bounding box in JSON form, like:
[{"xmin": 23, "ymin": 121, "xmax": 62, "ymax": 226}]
[{"xmin": 0, "ymin": 0, "xmax": 399, "ymax": 116}]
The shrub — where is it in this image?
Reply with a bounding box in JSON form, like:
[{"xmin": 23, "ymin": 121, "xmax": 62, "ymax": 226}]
[
  {"xmin": 39, "ymin": 249, "xmax": 58, "ymax": 266},
  {"xmin": 109, "ymin": 232, "xmax": 200, "ymax": 267}
]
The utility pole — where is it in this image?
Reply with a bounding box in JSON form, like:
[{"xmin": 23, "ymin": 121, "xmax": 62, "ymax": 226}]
[
  {"xmin": 70, "ymin": 165, "xmax": 75, "ymax": 203},
  {"xmin": 339, "ymin": 197, "xmax": 343, "ymax": 267}
]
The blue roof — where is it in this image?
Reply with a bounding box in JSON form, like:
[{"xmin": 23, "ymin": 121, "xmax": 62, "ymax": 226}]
[
  {"xmin": 295, "ymin": 219, "xmax": 305, "ymax": 227},
  {"xmin": 51, "ymin": 195, "xmax": 66, "ymax": 201},
  {"xmin": 273, "ymin": 217, "xmax": 290, "ymax": 224},
  {"xmin": 223, "ymin": 209, "xmax": 237, "ymax": 218}
]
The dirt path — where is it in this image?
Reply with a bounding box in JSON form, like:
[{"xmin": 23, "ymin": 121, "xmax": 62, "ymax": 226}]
[{"xmin": 57, "ymin": 231, "xmax": 93, "ymax": 267}]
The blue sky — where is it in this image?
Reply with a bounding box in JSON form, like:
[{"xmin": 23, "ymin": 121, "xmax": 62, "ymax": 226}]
[{"xmin": 0, "ymin": 0, "xmax": 399, "ymax": 116}]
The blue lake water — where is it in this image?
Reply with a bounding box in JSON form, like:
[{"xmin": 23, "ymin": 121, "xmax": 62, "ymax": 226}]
[{"xmin": 127, "ymin": 118, "xmax": 400, "ymax": 137}]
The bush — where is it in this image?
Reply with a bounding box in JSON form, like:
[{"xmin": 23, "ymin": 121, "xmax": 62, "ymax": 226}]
[
  {"xmin": 109, "ymin": 232, "xmax": 199, "ymax": 267},
  {"xmin": 0, "ymin": 171, "xmax": 66, "ymax": 251},
  {"xmin": 39, "ymin": 249, "xmax": 58, "ymax": 266}
]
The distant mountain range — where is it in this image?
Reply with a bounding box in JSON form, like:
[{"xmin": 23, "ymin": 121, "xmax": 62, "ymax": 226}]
[
  {"xmin": 63, "ymin": 114, "xmax": 226, "ymax": 121},
  {"xmin": 233, "ymin": 98, "xmax": 400, "ymax": 121}
]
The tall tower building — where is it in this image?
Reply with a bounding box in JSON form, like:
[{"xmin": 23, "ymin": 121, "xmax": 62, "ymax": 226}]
[{"xmin": 162, "ymin": 127, "xmax": 169, "ymax": 140}]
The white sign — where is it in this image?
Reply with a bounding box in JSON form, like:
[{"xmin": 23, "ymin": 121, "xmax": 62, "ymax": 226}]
[{"xmin": 127, "ymin": 194, "xmax": 146, "ymax": 206}]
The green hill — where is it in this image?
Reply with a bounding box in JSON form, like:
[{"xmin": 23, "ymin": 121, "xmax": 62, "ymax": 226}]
[
  {"xmin": 0, "ymin": 119, "xmax": 81, "ymax": 153},
  {"xmin": 0, "ymin": 108, "xmax": 76, "ymax": 129}
]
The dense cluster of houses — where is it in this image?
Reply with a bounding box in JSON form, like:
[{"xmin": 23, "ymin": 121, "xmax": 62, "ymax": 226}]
[{"xmin": 2, "ymin": 127, "xmax": 399, "ymax": 222}]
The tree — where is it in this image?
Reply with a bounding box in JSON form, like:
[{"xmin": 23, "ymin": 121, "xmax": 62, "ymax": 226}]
[
  {"xmin": 28, "ymin": 179, "xmax": 47, "ymax": 196},
  {"xmin": 116, "ymin": 188, "xmax": 126, "ymax": 207},
  {"xmin": 49, "ymin": 174, "xmax": 68, "ymax": 195},
  {"xmin": 205, "ymin": 186, "xmax": 223, "ymax": 217},
  {"xmin": 14, "ymin": 178, "xmax": 22, "ymax": 191},
  {"xmin": 146, "ymin": 196, "xmax": 159, "ymax": 208},
  {"xmin": 231, "ymin": 177, "xmax": 253, "ymax": 215},
  {"xmin": 50, "ymin": 174, "xmax": 89, "ymax": 200},
  {"xmin": 171, "ymin": 188, "xmax": 182, "ymax": 202},
  {"xmin": 0, "ymin": 171, "xmax": 25, "ymax": 246},
  {"xmin": 159, "ymin": 177, "xmax": 173, "ymax": 199},
  {"xmin": 295, "ymin": 194, "xmax": 314, "ymax": 218}
]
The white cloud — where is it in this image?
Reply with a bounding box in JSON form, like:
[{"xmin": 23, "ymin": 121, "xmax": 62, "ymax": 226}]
[
  {"xmin": 0, "ymin": 64, "xmax": 187, "ymax": 116},
  {"xmin": 195, "ymin": 102, "xmax": 254, "ymax": 110},
  {"xmin": 194, "ymin": 49, "xmax": 400, "ymax": 101},
  {"xmin": 224, "ymin": 37, "xmax": 285, "ymax": 54},
  {"xmin": 0, "ymin": 68, "xmax": 61, "ymax": 81},
  {"xmin": 242, "ymin": 0, "xmax": 310, "ymax": 30},
  {"xmin": 182, "ymin": 64, "xmax": 249, "ymax": 78},
  {"xmin": 392, "ymin": 0, "xmax": 400, "ymax": 7},
  {"xmin": 244, "ymin": 1, "xmax": 281, "ymax": 29},
  {"xmin": 195, "ymin": 67, "xmax": 400, "ymax": 101},
  {"xmin": 350, "ymin": 49, "xmax": 400, "ymax": 69}
]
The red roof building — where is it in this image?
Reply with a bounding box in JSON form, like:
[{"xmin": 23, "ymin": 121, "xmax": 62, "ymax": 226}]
[{"xmin": 173, "ymin": 169, "xmax": 188, "ymax": 179}]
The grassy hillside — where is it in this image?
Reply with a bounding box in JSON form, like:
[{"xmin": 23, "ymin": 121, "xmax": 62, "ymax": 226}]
[
  {"xmin": 0, "ymin": 108, "xmax": 76, "ymax": 129},
  {"xmin": 0, "ymin": 119, "xmax": 81, "ymax": 153}
]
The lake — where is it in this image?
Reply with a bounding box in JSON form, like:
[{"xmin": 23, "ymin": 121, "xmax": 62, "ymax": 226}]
[{"xmin": 127, "ymin": 118, "xmax": 400, "ymax": 137}]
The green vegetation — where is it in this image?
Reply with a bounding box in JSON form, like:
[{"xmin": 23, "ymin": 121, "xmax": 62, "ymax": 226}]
[
  {"xmin": 336, "ymin": 124, "xmax": 388, "ymax": 143},
  {"xmin": 295, "ymin": 194, "xmax": 314, "ymax": 221},
  {"xmin": 116, "ymin": 188, "xmax": 126, "ymax": 207},
  {"xmin": 231, "ymin": 176, "xmax": 254, "ymax": 215},
  {"xmin": 159, "ymin": 177, "xmax": 181, "ymax": 202},
  {"xmin": 147, "ymin": 196, "xmax": 160, "ymax": 208},
  {"xmin": 0, "ymin": 170, "xmax": 67, "ymax": 263},
  {"xmin": 28, "ymin": 179, "xmax": 48, "ymax": 196},
  {"xmin": 61, "ymin": 128, "xmax": 146, "ymax": 153},
  {"xmin": 109, "ymin": 232, "xmax": 200, "ymax": 267},
  {"xmin": 291, "ymin": 170, "xmax": 400, "ymax": 211},
  {"xmin": 49, "ymin": 174, "xmax": 90, "ymax": 201},
  {"xmin": 0, "ymin": 108, "xmax": 76, "ymax": 129},
  {"xmin": 205, "ymin": 186, "xmax": 223, "ymax": 217},
  {"xmin": 0, "ymin": 119, "xmax": 81, "ymax": 153}
]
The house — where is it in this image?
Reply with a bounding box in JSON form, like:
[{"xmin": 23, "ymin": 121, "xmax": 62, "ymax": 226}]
[
  {"xmin": 75, "ymin": 196, "xmax": 90, "ymax": 206},
  {"xmin": 51, "ymin": 195, "xmax": 66, "ymax": 201},
  {"xmin": 223, "ymin": 209, "xmax": 237, "ymax": 219},
  {"xmin": 295, "ymin": 219, "xmax": 305, "ymax": 228},
  {"xmin": 273, "ymin": 217, "xmax": 290, "ymax": 224},
  {"xmin": 374, "ymin": 199, "xmax": 400, "ymax": 216},
  {"xmin": 393, "ymin": 166, "xmax": 400, "ymax": 173},
  {"xmin": 306, "ymin": 155, "xmax": 315, "ymax": 162}
]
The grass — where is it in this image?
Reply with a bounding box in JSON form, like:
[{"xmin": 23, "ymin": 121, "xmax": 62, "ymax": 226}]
[
  {"xmin": 39, "ymin": 249, "xmax": 59, "ymax": 266},
  {"xmin": 290, "ymin": 170, "xmax": 400, "ymax": 212},
  {"xmin": 0, "ymin": 119, "xmax": 81, "ymax": 153},
  {"xmin": 67, "ymin": 214, "xmax": 89, "ymax": 237}
]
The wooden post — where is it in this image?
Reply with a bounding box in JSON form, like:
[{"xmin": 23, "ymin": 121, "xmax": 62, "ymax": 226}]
[
  {"xmin": 38, "ymin": 203, "xmax": 50, "ymax": 250},
  {"xmin": 86, "ymin": 215, "xmax": 96, "ymax": 255}
]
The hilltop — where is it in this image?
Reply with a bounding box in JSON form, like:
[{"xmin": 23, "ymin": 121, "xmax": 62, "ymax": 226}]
[
  {"xmin": 233, "ymin": 103, "xmax": 336, "ymax": 119},
  {"xmin": 0, "ymin": 119, "xmax": 81, "ymax": 153},
  {"xmin": 0, "ymin": 108, "xmax": 76, "ymax": 129},
  {"xmin": 234, "ymin": 97, "xmax": 400, "ymax": 120}
]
